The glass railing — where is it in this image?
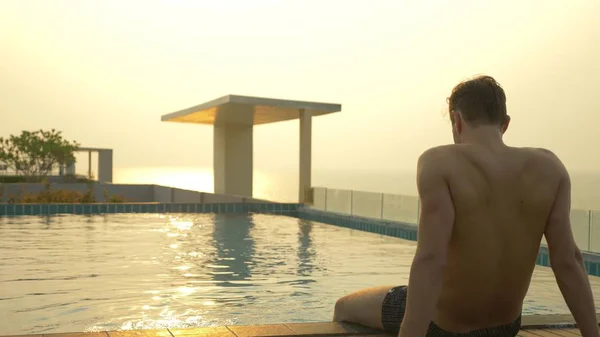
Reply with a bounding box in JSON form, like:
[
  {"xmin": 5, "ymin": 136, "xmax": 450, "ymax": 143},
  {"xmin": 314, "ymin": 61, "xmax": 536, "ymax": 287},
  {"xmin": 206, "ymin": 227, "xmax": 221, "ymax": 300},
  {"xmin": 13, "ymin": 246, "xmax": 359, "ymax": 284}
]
[{"xmin": 309, "ymin": 187, "xmax": 600, "ymax": 254}]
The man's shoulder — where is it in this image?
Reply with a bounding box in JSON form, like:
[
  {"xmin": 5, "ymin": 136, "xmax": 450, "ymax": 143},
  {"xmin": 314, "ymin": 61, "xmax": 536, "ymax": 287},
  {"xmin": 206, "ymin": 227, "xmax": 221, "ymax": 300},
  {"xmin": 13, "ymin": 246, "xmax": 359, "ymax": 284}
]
[
  {"xmin": 517, "ymin": 146, "xmax": 564, "ymax": 166},
  {"xmin": 418, "ymin": 144, "xmax": 467, "ymax": 166},
  {"xmin": 417, "ymin": 145, "xmax": 460, "ymax": 177},
  {"xmin": 418, "ymin": 144, "xmax": 457, "ymax": 160}
]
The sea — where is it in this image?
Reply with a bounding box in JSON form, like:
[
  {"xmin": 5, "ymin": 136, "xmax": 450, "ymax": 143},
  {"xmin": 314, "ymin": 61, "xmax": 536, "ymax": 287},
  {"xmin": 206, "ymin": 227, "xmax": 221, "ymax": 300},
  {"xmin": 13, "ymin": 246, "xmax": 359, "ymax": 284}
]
[{"xmin": 114, "ymin": 166, "xmax": 600, "ymax": 211}]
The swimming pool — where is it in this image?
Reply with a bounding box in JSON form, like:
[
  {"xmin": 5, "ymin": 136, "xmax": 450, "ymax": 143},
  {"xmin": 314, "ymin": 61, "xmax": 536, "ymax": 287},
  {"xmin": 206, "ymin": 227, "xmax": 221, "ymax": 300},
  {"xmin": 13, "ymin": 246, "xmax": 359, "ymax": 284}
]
[{"xmin": 1, "ymin": 213, "xmax": 599, "ymax": 335}]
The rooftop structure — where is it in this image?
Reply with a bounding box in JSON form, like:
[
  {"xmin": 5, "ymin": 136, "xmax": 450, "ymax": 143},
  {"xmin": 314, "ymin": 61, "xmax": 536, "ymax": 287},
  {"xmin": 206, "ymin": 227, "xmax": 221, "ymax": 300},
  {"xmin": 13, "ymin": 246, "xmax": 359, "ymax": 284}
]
[{"xmin": 162, "ymin": 95, "xmax": 342, "ymax": 202}]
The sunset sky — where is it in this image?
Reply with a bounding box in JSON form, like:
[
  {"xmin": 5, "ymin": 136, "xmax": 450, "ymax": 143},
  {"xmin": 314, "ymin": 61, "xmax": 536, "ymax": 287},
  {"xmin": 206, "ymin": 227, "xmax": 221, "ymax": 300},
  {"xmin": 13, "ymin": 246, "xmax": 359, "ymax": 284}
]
[{"xmin": 1, "ymin": 0, "xmax": 599, "ymax": 174}]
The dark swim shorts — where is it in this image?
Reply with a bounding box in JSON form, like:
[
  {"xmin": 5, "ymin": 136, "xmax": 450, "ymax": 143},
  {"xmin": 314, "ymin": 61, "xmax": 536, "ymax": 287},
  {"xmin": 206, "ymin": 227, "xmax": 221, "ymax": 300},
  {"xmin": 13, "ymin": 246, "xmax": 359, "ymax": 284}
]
[{"xmin": 381, "ymin": 286, "xmax": 522, "ymax": 337}]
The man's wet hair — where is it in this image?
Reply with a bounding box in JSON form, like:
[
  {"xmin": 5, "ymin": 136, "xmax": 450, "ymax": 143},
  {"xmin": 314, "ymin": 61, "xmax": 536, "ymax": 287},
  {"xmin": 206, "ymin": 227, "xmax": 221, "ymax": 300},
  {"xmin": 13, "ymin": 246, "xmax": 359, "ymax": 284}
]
[{"xmin": 448, "ymin": 75, "xmax": 508, "ymax": 126}]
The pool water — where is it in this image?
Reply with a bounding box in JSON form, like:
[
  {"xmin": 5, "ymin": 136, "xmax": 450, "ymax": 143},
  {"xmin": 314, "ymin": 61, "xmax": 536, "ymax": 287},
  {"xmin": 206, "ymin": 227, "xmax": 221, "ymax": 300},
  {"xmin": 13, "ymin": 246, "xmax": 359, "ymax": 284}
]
[{"xmin": 1, "ymin": 213, "xmax": 599, "ymax": 335}]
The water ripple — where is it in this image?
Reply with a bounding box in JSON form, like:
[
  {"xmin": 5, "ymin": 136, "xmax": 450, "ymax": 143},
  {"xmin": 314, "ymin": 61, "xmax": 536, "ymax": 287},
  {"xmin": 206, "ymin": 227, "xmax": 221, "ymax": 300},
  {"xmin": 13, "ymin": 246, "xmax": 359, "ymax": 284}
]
[{"xmin": 1, "ymin": 213, "xmax": 598, "ymax": 336}]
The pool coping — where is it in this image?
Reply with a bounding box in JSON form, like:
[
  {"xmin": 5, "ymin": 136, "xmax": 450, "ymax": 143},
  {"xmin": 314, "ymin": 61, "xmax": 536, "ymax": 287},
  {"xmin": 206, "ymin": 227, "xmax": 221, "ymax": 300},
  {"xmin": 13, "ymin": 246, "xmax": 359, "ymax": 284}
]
[
  {"xmin": 1, "ymin": 314, "xmax": 598, "ymax": 337},
  {"xmin": 296, "ymin": 207, "xmax": 600, "ymax": 277}
]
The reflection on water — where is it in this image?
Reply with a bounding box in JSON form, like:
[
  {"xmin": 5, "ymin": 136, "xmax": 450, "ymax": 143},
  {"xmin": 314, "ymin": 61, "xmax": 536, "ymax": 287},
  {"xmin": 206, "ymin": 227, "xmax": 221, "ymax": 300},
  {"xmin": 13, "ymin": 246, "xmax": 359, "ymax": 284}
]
[
  {"xmin": 297, "ymin": 220, "xmax": 315, "ymax": 276},
  {"xmin": 0, "ymin": 213, "xmax": 415, "ymax": 335},
  {"xmin": 1, "ymin": 213, "xmax": 599, "ymax": 335},
  {"xmin": 211, "ymin": 214, "xmax": 255, "ymax": 284}
]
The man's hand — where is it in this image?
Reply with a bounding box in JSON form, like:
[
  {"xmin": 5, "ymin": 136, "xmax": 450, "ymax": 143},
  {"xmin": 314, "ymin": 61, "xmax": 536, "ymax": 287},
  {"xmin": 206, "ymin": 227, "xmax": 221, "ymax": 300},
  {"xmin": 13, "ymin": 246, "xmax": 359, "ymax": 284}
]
[{"xmin": 399, "ymin": 148, "xmax": 455, "ymax": 337}]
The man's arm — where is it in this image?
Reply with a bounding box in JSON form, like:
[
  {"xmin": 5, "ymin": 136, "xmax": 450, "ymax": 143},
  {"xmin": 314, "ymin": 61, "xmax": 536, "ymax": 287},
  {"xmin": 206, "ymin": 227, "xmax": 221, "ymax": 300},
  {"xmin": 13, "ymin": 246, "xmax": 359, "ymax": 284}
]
[
  {"xmin": 399, "ymin": 148, "xmax": 455, "ymax": 337},
  {"xmin": 545, "ymin": 156, "xmax": 599, "ymax": 337}
]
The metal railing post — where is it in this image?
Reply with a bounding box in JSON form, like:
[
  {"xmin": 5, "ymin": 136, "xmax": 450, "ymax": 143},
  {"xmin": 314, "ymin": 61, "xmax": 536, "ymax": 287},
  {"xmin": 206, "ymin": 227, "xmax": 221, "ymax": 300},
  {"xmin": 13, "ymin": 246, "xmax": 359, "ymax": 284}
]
[
  {"xmin": 588, "ymin": 210, "xmax": 592, "ymax": 252},
  {"xmin": 380, "ymin": 193, "xmax": 384, "ymax": 219},
  {"xmin": 350, "ymin": 190, "xmax": 353, "ymax": 215}
]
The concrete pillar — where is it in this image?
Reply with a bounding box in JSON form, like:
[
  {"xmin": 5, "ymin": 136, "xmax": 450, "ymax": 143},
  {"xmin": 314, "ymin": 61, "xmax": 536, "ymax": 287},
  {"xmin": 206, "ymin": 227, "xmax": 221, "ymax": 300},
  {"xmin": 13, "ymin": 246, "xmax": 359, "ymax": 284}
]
[
  {"xmin": 213, "ymin": 124, "xmax": 253, "ymax": 197},
  {"xmin": 98, "ymin": 150, "xmax": 113, "ymax": 183},
  {"xmin": 299, "ymin": 109, "xmax": 312, "ymax": 203}
]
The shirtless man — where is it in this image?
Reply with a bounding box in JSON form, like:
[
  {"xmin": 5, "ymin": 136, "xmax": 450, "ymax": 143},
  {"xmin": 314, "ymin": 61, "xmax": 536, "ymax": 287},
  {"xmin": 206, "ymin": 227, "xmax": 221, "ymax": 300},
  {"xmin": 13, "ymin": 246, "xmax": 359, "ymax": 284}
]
[{"xmin": 333, "ymin": 75, "xmax": 599, "ymax": 337}]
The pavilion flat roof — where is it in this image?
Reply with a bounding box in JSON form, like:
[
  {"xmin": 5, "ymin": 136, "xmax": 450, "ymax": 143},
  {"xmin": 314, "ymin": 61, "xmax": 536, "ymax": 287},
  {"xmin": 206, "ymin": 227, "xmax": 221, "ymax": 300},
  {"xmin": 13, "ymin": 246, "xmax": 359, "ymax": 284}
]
[{"xmin": 161, "ymin": 95, "xmax": 341, "ymax": 126}]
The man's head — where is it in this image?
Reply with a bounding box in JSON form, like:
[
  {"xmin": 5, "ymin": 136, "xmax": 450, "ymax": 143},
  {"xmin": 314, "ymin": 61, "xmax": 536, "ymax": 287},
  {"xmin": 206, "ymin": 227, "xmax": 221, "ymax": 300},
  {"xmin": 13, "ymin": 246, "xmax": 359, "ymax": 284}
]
[{"xmin": 448, "ymin": 75, "xmax": 510, "ymax": 144}]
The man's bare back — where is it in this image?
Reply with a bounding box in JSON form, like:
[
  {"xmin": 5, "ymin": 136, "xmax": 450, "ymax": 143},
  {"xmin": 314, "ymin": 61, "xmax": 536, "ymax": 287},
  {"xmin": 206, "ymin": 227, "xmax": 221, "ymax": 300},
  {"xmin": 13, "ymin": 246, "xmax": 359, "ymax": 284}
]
[
  {"xmin": 332, "ymin": 75, "xmax": 599, "ymax": 337},
  {"xmin": 433, "ymin": 144, "xmax": 560, "ymax": 331}
]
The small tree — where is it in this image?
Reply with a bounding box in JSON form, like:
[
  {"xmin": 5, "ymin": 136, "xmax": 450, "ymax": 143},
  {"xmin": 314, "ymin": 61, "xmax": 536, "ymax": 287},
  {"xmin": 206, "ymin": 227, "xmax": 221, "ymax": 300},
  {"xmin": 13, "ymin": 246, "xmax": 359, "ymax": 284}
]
[{"xmin": 0, "ymin": 129, "xmax": 79, "ymax": 178}]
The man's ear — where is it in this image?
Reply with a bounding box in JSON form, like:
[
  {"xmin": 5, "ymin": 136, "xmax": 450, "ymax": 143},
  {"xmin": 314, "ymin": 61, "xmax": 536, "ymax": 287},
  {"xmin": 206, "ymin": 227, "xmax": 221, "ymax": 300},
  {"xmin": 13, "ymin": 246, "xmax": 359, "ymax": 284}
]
[
  {"xmin": 502, "ymin": 115, "xmax": 511, "ymax": 134},
  {"xmin": 453, "ymin": 111, "xmax": 463, "ymax": 133}
]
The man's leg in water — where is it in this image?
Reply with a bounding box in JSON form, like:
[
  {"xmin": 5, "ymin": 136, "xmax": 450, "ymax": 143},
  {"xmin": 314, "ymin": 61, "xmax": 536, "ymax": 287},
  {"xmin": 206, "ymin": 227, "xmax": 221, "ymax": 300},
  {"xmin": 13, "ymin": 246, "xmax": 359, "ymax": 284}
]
[{"xmin": 332, "ymin": 285, "xmax": 396, "ymax": 330}]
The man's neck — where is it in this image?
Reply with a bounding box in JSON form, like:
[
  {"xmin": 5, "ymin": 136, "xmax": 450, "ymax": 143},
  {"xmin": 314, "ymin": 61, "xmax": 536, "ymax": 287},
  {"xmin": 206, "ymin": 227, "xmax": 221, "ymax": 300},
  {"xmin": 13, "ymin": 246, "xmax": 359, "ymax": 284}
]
[{"xmin": 459, "ymin": 126, "xmax": 506, "ymax": 148}]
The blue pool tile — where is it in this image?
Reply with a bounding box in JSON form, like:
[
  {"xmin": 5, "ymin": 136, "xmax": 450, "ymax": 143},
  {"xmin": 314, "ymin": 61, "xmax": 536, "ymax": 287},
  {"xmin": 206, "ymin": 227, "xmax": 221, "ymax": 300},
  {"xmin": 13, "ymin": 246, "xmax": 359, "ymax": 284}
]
[
  {"xmin": 584, "ymin": 260, "xmax": 592, "ymax": 274},
  {"xmin": 91, "ymin": 204, "xmax": 100, "ymax": 214},
  {"xmin": 542, "ymin": 253, "xmax": 550, "ymax": 267},
  {"xmin": 39, "ymin": 204, "xmax": 48, "ymax": 215},
  {"xmin": 98, "ymin": 204, "xmax": 107, "ymax": 214},
  {"xmin": 74, "ymin": 204, "xmax": 82, "ymax": 214},
  {"xmin": 0, "ymin": 204, "xmax": 5, "ymax": 216},
  {"xmin": 22, "ymin": 204, "xmax": 31, "ymax": 215},
  {"xmin": 55, "ymin": 204, "xmax": 65, "ymax": 214},
  {"xmin": 589, "ymin": 262, "xmax": 598, "ymax": 276}
]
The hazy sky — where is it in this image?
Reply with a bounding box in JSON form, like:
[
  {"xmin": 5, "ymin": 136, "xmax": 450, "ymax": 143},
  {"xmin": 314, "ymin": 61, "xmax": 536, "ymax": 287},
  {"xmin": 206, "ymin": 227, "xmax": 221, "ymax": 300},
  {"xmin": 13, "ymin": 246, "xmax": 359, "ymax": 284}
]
[{"xmin": 1, "ymin": 0, "xmax": 599, "ymax": 172}]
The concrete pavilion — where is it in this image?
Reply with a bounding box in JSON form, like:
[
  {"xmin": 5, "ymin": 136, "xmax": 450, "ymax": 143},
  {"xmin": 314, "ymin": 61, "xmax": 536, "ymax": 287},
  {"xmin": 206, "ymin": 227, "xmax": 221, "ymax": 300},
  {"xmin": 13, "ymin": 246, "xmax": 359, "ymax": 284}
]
[{"xmin": 161, "ymin": 95, "xmax": 341, "ymax": 202}]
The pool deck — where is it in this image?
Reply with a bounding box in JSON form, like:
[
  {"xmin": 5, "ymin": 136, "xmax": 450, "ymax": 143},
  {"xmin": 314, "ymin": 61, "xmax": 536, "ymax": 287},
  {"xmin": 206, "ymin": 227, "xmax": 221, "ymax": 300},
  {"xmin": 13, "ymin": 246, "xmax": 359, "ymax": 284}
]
[{"xmin": 3, "ymin": 315, "xmax": 599, "ymax": 337}]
